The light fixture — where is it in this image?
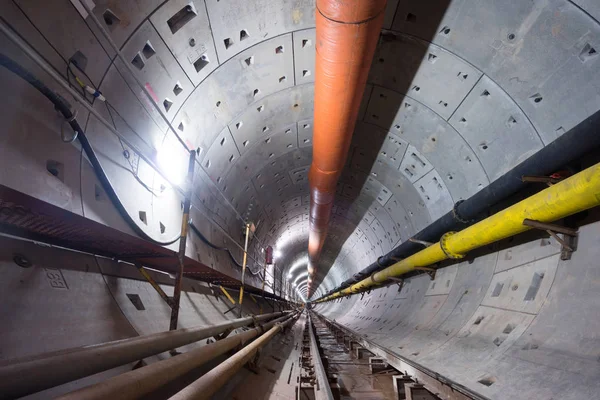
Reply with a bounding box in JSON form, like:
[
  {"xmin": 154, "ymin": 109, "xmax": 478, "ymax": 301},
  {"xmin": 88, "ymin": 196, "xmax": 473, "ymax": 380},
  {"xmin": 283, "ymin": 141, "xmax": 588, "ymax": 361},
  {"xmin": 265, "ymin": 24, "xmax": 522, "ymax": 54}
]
[
  {"xmin": 157, "ymin": 134, "xmax": 188, "ymax": 186},
  {"xmin": 274, "ymin": 249, "xmax": 282, "ymax": 259}
]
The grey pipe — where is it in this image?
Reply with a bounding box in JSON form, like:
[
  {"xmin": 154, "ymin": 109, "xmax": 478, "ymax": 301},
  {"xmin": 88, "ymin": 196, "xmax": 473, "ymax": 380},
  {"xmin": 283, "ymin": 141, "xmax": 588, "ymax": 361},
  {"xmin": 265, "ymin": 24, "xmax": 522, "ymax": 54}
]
[
  {"xmin": 0, "ymin": 312, "xmax": 286, "ymax": 399},
  {"xmin": 169, "ymin": 313, "xmax": 299, "ymax": 400},
  {"xmin": 56, "ymin": 313, "xmax": 297, "ymax": 400}
]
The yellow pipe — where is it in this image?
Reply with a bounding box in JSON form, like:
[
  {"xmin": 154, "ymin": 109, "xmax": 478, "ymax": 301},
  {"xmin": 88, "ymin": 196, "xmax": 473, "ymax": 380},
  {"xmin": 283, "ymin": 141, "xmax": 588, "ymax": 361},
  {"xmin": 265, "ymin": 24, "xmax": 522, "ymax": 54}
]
[
  {"xmin": 219, "ymin": 286, "xmax": 236, "ymax": 305},
  {"xmin": 318, "ymin": 162, "xmax": 600, "ymax": 302}
]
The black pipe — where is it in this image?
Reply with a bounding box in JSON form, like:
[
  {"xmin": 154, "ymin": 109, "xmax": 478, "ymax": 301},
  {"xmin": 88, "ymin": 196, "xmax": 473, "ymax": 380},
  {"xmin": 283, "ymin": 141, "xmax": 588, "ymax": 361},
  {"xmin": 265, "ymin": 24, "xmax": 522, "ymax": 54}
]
[
  {"xmin": 319, "ymin": 108, "xmax": 600, "ymax": 299},
  {"xmin": 0, "ymin": 53, "xmax": 180, "ymax": 246}
]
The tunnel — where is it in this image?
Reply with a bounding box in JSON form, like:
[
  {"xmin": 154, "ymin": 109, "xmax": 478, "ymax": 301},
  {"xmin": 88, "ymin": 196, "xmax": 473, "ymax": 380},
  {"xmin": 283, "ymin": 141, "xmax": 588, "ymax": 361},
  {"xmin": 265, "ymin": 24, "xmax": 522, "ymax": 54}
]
[{"xmin": 1, "ymin": 0, "xmax": 599, "ymax": 399}]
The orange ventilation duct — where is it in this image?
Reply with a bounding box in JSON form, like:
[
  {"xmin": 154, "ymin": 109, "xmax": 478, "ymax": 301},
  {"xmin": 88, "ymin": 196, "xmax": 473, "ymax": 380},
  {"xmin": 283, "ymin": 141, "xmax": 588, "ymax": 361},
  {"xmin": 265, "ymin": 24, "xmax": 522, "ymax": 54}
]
[{"xmin": 307, "ymin": 0, "xmax": 386, "ymax": 297}]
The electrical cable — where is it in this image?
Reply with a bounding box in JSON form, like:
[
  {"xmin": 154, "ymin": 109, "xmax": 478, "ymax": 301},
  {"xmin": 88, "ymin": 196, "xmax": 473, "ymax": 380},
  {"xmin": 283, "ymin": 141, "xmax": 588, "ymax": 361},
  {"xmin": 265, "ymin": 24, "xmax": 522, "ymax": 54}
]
[{"xmin": 0, "ymin": 52, "xmax": 180, "ymax": 246}]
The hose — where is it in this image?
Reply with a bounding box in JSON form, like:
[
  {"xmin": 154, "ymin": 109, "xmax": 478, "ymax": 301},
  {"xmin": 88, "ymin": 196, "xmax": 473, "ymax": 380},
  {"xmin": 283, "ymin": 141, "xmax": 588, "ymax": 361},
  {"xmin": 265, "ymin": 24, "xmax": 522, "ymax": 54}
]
[
  {"xmin": 0, "ymin": 53, "xmax": 180, "ymax": 246},
  {"xmin": 319, "ymin": 107, "xmax": 600, "ymax": 299}
]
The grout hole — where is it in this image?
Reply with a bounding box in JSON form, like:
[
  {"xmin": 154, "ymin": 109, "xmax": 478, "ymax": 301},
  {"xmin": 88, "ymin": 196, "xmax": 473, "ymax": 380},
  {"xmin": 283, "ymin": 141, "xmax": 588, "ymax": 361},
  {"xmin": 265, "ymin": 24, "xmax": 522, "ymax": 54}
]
[
  {"xmin": 427, "ymin": 53, "xmax": 437, "ymax": 63},
  {"xmin": 302, "ymin": 70, "xmax": 311, "ymax": 77},
  {"xmin": 529, "ymin": 93, "xmax": 543, "ymax": 105},
  {"xmin": 253, "ymin": 88, "xmax": 260, "ymax": 97},
  {"xmin": 244, "ymin": 56, "xmax": 254, "ymax": 66},
  {"xmin": 240, "ymin": 29, "xmax": 249, "ymax": 41},
  {"xmin": 302, "ymin": 39, "xmax": 312, "ymax": 47},
  {"xmin": 224, "ymin": 38, "xmax": 233, "ymax": 49},
  {"xmin": 257, "ymin": 105, "xmax": 264, "ymax": 112},
  {"xmin": 236, "ymin": 121, "xmax": 243, "ymax": 129},
  {"xmin": 439, "ymin": 26, "xmax": 451, "ymax": 35},
  {"xmin": 406, "ymin": 13, "xmax": 417, "ymax": 23},
  {"xmin": 159, "ymin": 222, "xmax": 166, "ymax": 234},
  {"xmin": 178, "ymin": 122, "xmax": 184, "ymax": 131},
  {"xmin": 275, "ymin": 45, "xmax": 284, "ymax": 54},
  {"xmin": 220, "ymin": 137, "xmax": 226, "ymax": 146},
  {"xmin": 481, "ymin": 90, "xmax": 490, "ymax": 97},
  {"xmin": 279, "ymin": 76, "xmax": 287, "ymax": 83},
  {"xmin": 243, "ymin": 140, "xmax": 249, "ymax": 147},
  {"xmin": 474, "ymin": 316, "xmax": 484, "ymax": 325}
]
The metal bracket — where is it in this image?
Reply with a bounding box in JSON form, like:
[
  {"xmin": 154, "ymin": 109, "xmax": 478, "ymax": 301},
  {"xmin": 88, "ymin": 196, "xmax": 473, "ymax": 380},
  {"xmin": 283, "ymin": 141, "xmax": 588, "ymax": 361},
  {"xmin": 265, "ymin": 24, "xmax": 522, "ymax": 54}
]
[
  {"xmin": 523, "ymin": 219, "xmax": 578, "ymax": 260},
  {"xmin": 219, "ymin": 285, "xmax": 237, "ymax": 305},
  {"xmin": 214, "ymin": 327, "xmax": 234, "ymax": 341},
  {"xmin": 387, "ymin": 277, "xmax": 404, "ymax": 292},
  {"xmin": 439, "ymin": 231, "xmax": 465, "ymax": 260},
  {"xmin": 136, "ymin": 265, "xmax": 174, "ymax": 308},
  {"xmin": 223, "ymin": 304, "xmax": 238, "ymax": 315},
  {"xmin": 408, "ymin": 238, "xmax": 434, "ymax": 247},
  {"xmin": 414, "ymin": 266, "xmax": 436, "ymax": 280},
  {"xmin": 522, "ymin": 174, "xmax": 565, "ymax": 187}
]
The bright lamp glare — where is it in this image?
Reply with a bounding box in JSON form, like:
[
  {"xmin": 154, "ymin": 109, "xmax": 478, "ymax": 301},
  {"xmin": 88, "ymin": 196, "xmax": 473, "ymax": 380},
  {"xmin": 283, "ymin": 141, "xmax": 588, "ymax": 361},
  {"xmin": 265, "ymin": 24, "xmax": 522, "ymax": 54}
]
[
  {"xmin": 274, "ymin": 250, "xmax": 282, "ymax": 259},
  {"xmin": 157, "ymin": 137, "xmax": 187, "ymax": 186}
]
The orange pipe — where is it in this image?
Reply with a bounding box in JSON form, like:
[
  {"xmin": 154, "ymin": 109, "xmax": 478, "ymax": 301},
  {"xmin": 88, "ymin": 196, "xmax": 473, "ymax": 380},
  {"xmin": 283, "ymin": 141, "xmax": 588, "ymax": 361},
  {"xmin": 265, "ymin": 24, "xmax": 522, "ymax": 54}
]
[{"xmin": 307, "ymin": 0, "xmax": 386, "ymax": 297}]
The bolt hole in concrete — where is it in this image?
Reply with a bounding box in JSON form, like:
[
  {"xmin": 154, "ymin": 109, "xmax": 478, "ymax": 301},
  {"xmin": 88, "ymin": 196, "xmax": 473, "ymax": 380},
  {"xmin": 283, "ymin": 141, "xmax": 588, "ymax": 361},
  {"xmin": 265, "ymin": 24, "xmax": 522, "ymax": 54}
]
[
  {"xmin": 478, "ymin": 376, "xmax": 496, "ymax": 386},
  {"xmin": 167, "ymin": 3, "xmax": 197, "ymax": 34},
  {"xmin": 126, "ymin": 293, "xmax": 146, "ymax": 310},
  {"xmin": 13, "ymin": 254, "xmax": 33, "ymax": 268},
  {"xmin": 102, "ymin": 9, "xmax": 120, "ymax": 30},
  {"xmin": 46, "ymin": 160, "xmax": 64, "ymax": 181}
]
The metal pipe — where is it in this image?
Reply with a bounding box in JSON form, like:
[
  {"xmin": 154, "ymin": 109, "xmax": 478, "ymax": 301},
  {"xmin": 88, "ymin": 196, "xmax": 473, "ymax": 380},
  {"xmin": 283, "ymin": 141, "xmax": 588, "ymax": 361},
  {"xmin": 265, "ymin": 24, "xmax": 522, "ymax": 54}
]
[
  {"xmin": 307, "ymin": 0, "xmax": 386, "ymax": 297},
  {"xmin": 170, "ymin": 150, "xmax": 196, "ymax": 330},
  {"xmin": 0, "ymin": 17, "xmax": 184, "ymax": 197},
  {"xmin": 308, "ymin": 314, "xmax": 335, "ymax": 400},
  {"xmin": 169, "ymin": 314, "xmax": 298, "ymax": 400},
  {"xmin": 0, "ymin": 312, "xmax": 285, "ymax": 399},
  {"xmin": 238, "ymin": 223, "xmax": 251, "ymax": 317},
  {"xmin": 318, "ymin": 109, "xmax": 600, "ymax": 301},
  {"xmin": 57, "ymin": 313, "xmax": 296, "ymax": 400},
  {"xmin": 318, "ymin": 162, "xmax": 600, "ymax": 301}
]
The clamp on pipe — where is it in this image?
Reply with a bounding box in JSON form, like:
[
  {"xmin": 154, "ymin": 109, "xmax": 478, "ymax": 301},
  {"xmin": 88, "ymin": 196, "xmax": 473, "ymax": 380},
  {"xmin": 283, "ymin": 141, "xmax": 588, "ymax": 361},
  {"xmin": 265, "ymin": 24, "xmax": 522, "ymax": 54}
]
[{"xmin": 439, "ymin": 232, "xmax": 465, "ymax": 259}]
